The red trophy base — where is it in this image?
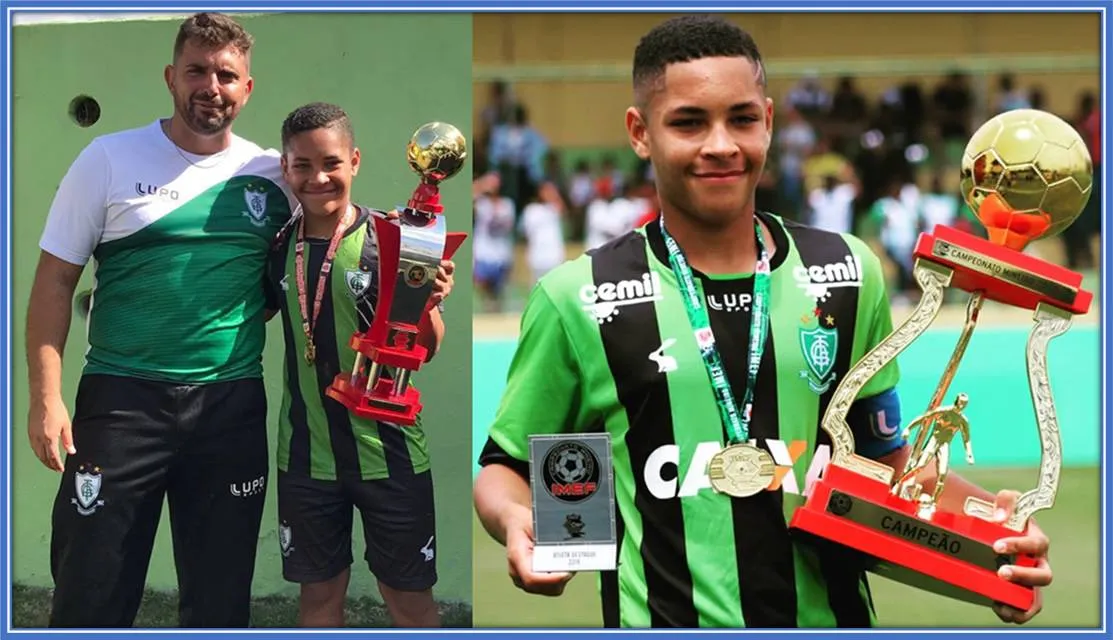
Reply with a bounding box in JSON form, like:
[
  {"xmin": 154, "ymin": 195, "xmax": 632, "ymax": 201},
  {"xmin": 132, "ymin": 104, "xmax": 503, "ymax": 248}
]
[
  {"xmin": 327, "ymin": 374, "xmax": 423, "ymax": 425},
  {"xmin": 326, "ymin": 329, "xmax": 430, "ymax": 425},
  {"xmin": 790, "ymin": 465, "xmax": 1038, "ymax": 610}
]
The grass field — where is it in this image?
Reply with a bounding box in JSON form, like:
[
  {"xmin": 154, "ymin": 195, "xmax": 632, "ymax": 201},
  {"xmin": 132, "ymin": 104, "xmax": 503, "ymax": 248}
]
[
  {"xmin": 10, "ymin": 587, "xmax": 472, "ymax": 628},
  {"xmin": 472, "ymin": 466, "xmax": 1102, "ymax": 628}
]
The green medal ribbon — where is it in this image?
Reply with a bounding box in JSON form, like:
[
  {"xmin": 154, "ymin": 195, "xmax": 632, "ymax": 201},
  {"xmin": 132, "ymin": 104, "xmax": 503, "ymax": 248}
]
[{"xmin": 658, "ymin": 215, "xmax": 771, "ymax": 445}]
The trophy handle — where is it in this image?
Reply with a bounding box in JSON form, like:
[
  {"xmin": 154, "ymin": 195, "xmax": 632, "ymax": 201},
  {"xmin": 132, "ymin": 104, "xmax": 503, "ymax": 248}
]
[
  {"xmin": 821, "ymin": 258, "xmax": 952, "ymax": 483},
  {"xmin": 924, "ymin": 291, "xmax": 984, "ymax": 412},
  {"xmin": 963, "ymin": 302, "xmax": 1071, "ymax": 532}
]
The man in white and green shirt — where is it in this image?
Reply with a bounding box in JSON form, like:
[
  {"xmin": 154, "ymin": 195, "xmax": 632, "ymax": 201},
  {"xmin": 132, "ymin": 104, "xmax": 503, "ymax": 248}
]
[{"xmin": 26, "ymin": 13, "xmax": 293, "ymax": 628}]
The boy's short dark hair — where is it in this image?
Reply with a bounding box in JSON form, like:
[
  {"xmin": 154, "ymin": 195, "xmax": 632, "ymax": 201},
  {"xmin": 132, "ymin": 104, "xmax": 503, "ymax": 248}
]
[
  {"xmin": 280, "ymin": 102, "xmax": 355, "ymax": 152},
  {"xmin": 632, "ymin": 15, "xmax": 766, "ymax": 107}
]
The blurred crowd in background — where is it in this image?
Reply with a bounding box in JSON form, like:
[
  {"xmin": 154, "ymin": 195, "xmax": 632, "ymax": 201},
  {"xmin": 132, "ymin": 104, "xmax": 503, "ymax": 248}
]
[{"xmin": 471, "ymin": 72, "xmax": 1103, "ymax": 313}]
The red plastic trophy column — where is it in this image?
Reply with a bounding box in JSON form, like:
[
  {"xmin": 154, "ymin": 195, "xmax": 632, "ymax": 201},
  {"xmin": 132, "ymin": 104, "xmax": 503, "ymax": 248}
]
[{"xmin": 326, "ymin": 182, "xmax": 467, "ymax": 425}]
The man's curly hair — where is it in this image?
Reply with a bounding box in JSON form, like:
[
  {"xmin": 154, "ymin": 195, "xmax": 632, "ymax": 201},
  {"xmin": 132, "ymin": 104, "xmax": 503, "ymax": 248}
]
[{"xmin": 173, "ymin": 12, "xmax": 254, "ymax": 62}]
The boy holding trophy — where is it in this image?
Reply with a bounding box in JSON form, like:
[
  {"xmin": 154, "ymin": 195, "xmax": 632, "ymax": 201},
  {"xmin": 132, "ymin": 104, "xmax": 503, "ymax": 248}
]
[
  {"xmin": 265, "ymin": 103, "xmax": 456, "ymax": 628},
  {"xmin": 475, "ymin": 15, "xmax": 1054, "ymax": 628}
]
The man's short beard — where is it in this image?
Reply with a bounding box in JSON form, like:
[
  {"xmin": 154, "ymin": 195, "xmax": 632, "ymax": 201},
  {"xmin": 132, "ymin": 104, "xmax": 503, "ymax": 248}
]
[{"xmin": 178, "ymin": 100, "xmax": 232, "ymax": 135}]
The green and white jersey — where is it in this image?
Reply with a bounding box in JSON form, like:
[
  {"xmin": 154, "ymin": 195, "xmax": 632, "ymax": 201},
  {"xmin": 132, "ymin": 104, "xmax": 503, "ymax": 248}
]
[
  {"xmin": 40, "ymin": 119, "xmax": 294, "ymax": 383},
  {"xmin": 482, "ymin": 213, "xmax": 904, "ymax": 628},
  {"xmin": 265, "ymin": 207, "xmax": 430, "ymax": 482}
]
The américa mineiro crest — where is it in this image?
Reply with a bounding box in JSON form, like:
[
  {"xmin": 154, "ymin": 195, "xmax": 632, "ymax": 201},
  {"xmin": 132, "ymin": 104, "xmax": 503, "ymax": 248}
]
[
  {"xmin": 72, "ymin": 464, "xmax": 105, "ymax": 516},
  {"xmin": 345, "ymin": 268, "xmax": 372, "ymax": 299},
  {"xmin": 279, "ymin": 522, "xmax": 294, "ymax": 558},
  {"xmin": 242, "ymin": 183, "xmax": 270, "ymax": 227},
  {"xmin": 799, "ymin": 308, "xmax": 838, "ymax": 394}
]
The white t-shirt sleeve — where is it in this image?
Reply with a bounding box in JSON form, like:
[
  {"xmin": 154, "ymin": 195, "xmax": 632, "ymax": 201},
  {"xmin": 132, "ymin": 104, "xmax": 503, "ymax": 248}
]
[
  {"xmin": 807, "ymin": 188, "xmax": 823, "ymax": 209},
  {"xmin": 518, "ymin": 206, "xmax": 533, "ymax": 237},
  {"xmin": 282, "ymin": 183, "xmax": 300, "ymax": 214},
  {"xmin": 499, "ymin": 197, "xmax": 516, "ymax": 223},
  {"xmin": 40, "ymin": 140, "xmax": 110, "ymax": 266},
  {"xmin": 269, "ymin": 149, "xmax": 299, "ymax": 213},
  {"xmin": 835, "ymin": 183, "xmax": 857, "ymax": 203}
]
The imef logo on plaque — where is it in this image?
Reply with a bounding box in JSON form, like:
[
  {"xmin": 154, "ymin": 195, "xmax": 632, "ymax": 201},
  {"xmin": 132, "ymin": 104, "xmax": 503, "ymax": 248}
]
[{"xmin": 542, "ymin": 441, "xmax": 600, "ymax": 504}]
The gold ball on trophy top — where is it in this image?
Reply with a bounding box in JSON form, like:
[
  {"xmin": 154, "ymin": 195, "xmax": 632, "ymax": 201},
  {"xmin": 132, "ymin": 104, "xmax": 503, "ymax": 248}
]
[
  {"xmin": 959, "ymin": 108, "xmax": 1092, "ymax": 251},
  {"xmin": 407, "ymin": 122, "xmax": 468, "ymax": 184}
]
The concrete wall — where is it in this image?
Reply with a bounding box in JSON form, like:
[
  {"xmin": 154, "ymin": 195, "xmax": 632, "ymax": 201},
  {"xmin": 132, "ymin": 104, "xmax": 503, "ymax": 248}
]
[
  {"xmin": 11, "ymin": 12, "xmax": 474, "ymax": 604},
  {"xmin": 473, "ymin": 12, "xmax": 1102, "ymax": 148}
]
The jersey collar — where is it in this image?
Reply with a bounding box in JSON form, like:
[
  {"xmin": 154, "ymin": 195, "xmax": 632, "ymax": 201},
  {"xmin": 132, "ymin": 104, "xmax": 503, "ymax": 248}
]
[{"xmin": 644, "ymin": 210, "xmax": 792, "ymax": 278}]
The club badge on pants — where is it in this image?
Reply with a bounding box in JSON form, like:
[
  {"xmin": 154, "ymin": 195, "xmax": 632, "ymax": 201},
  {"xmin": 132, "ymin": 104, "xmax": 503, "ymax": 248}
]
[{"xmin": 72, "ymin": 464, "xmax": 105, "ymax": 516}]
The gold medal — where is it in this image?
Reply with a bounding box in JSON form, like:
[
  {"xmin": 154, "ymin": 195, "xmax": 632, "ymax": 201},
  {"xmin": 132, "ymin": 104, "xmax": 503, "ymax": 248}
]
[
  {"xmin": 708, "ymin": 443, "xmax": 776, "ymax": 498},
  {"xmin": 304, "ymin": 341, "xmax": 316, "ymax": 366}
]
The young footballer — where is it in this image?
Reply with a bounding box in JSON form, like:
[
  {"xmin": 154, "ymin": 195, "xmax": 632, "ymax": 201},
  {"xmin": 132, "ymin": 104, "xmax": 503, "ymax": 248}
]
[
  {"xmin": 475, "ymin": 15, "xmax": 1052, "ymax": 629},
  {"xmin": 268, "ymin": 103, "xmax": 454, "ymax": 628}
]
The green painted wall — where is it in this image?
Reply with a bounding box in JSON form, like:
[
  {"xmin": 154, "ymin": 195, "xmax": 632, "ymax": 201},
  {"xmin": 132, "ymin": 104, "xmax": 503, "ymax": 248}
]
[{"xmin": 11, "ymin": 13, "xmax": 474, "ymax": 605}]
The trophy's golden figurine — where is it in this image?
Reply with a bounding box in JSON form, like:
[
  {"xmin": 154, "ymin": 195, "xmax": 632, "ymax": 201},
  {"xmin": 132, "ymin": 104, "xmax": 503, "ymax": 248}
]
[
  {"xmin": 790, "ymin": 109, "xmax": 1093, "ymax": 611},
  {"xmin": 326, "ymin": 122, "xmax": 468, "ymax": 425}
]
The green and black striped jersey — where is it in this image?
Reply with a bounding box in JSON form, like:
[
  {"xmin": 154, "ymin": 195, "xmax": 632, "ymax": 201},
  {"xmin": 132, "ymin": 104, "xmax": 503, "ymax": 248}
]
[
  {"xmin": 481, "ymin": 212, "xmax": 904, "ymax": 628},
  {"xmin": 266, "ymin": 206, "xmax": 430, "ymax": 481}
]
